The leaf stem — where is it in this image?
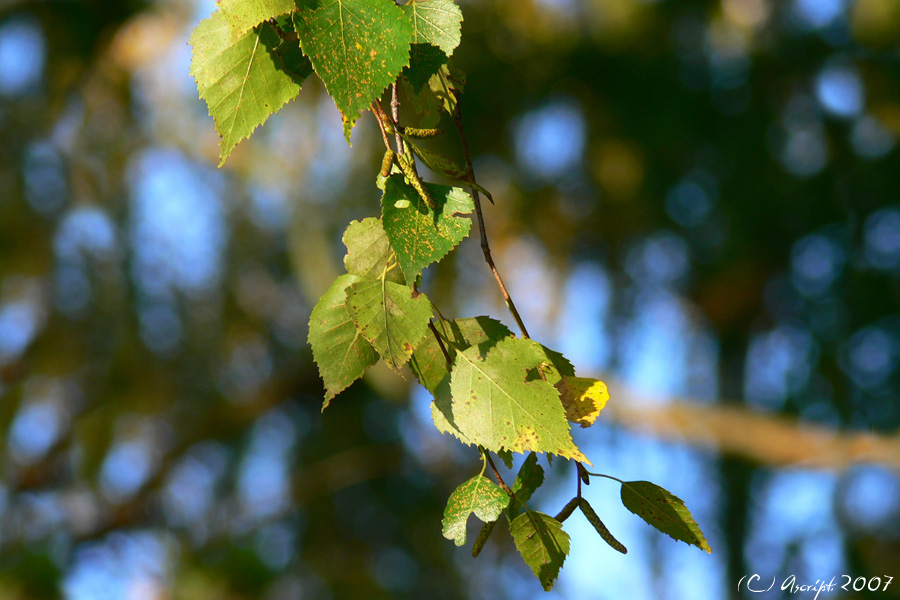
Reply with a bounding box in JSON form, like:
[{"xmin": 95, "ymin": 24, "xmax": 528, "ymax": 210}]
[
  {"xmin": 391, "ymin": 83, "xmax": 404, "ymax": 154},
  {"xmin": 371, "ymin": 102, "xmax": 394, "ymax": 152},
  {"xmin": 428, "ymin": 321, "xmax": 453, "ymax": 367},
  {"xmin": 584, "ymin": 471, "xmax": 624, "ymax": 485},
  {"xmin": 452, "ymin": 100, "xmax": 531, "ymax": 339},
  {"xmin": 484, "ymin": 450, "xmax": 514, "ymax": 498}
]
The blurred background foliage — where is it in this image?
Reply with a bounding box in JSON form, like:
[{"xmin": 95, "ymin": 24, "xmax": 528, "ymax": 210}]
[{"xmin": 0, "ymin": 0, "xmax": 899, "ymax": 598}]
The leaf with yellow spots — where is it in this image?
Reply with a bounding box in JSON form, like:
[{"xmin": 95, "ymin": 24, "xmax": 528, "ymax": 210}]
[
  {"xmin": 292, "ymin": 0, "xmax": 415, "ymax": 142},
  {"xmin": 381, "ymin": 173, "xmax": 474, "ymax": 282},
  {"xmin": 441, "ymin": 474, "xmax": 509, "ymax": 546},
  {"xmin": 445, "ymin": 336, "xmax": 588, "ymax": 463},
  {"xmin": 555, "ymin": 376, "xmax": 609, "ymax": 428}
]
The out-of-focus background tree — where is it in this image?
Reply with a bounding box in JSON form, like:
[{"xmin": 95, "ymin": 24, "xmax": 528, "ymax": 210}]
[{"xmin": 1, "ymin": 0, "xmax": 899, "ymax": 597}]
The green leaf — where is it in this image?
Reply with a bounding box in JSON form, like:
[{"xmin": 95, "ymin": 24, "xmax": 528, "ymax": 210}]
[
  {"xmin": 381, "ymin": 174, "xmax": 474, "ymax": 282},
  {"xmin": 308, "ymin": 274, "xmax": 378, "ymax": 408},
  {"xmin": 507, "ymin": 452, "xmax": 545, "ymax": 516},
  {"xmin": 442, "ymin": 474, "xmax": 509, "ymax": 546},
  {"xmin": 190, "ymin": 12, "xmax": 311, "ymax": 165},
  {"xmin": 345, "ymin": 280, "xmax": 432, "ymax": 372},
  {"xmin": 293, "ymin": 0, "xmax": 414, "ymax": 142},
  {"xmin": 510, "ymin": 511, "xmax": 570, "ymax": 591},
  {"xmin": 218, "ymin": 0, "xmax": 299, "ymax": 36},
  {"xmin": 342, "ymin": 218, "xmax": 404, "ymax": 284},
  {"xmin": 620, "ymin": 481, "xmax": 712, "ymax": 553},
  {"xmin": 399, "ymin": 0, "xmax": 463, "ymax": 55},
  {"xmin": 404, "ymin": 43, "xmax": 448, "ymax": 93},
  {"xmin": 497, "ymin": 449, "xmax": 514, "ymax": 469},
  {"xmin": 411, "ymin": 316, "xmax": 513, "ymax": 393},
  {"xmin": 446, "ymin": 337, "xmax": 588, "ymax": 462}
]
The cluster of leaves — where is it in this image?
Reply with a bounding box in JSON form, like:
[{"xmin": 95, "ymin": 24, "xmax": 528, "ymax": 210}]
[{"xmin": 189, "ymin": 0, "xmax": 709, "ymax": 589}]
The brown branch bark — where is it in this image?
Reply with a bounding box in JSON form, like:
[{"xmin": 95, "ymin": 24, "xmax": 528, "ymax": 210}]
[{"xmin": 452, "ymin": 100, "xmax": 531, "ymax": 339}]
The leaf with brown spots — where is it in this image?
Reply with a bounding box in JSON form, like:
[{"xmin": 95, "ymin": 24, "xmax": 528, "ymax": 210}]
[
  {"xmin": 620, "ymin": 480, "xmax": 711, "ymax": 553},
  {"xmin": 293, "ymin": 0, "xmax": 414, "ymax": 142},
  {"xmin": 446, "ymin": 337, "xmax": 588, "ymax": 463},
  {"xmin": 345, "ymin": 279, "xmax": 433, "ymax": 372},
  {"xmin": 441, "ymin": 474, "xmax": 509, "ymax": 546},
  {"xmin": 381, "ymin": 174, "xmax": 473, "ymax": 283}
]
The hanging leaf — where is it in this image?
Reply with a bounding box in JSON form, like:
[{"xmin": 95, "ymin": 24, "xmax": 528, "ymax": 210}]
[
  {"xmin": 446, "ymin": 337, "xmax": 588, "ymax": 462},
  {"xmin": 620, "ymin": 480, "xmax": 712, "ymax": 553},
  {"xmin": 345, "ymin": 280, "xmax": 433, "ymax": 372},
  {"xmin": 404, "ymin": 43, "xmax": 448, "ymax": 93},
  {"xmin": 218, "ymin": 0, "xmax": 298, "ymax": 36},
  {"xmin": 411, "ymin": 317, "xmax": 513, "ymax": 394},
  {"xmin": 190, "ymin": 12, "xmax": 312, "ymax": 165},
  {"xmin": 510, "ymin": 511, "xmax": 570, "ymax": 591},
  {"xmin": 442, "ymin": 474, "xmax": 509, "ymax": 546},
  {"xmin": 342, "ymin": 218, "xmax": 404, "ymax": 284},
  {"xmin": 556, "ymin": 376, "xmax": 609, "ymax": 427},
  {"xmin": 399, "ymin": 0, "xmax": 463, "ymax": 55},
  {"xmin": 293, "ymin": 0, "xmax": 414, "ymax": 142},
  {"xmin": 308, "ymin": 274, "xmax": 378, "ymax": 408},
  {"xmin": 381, "ymin": 174, "xmax": 474, "ymax": 283},
  {"xmin": 507, "ymin": 452, "xmax": 545, "ymax": 516}
]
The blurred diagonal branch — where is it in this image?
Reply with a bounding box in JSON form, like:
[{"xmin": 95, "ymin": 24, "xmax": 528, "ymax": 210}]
[{"xmin": 604, "ymin": 381, "xmax": 900, "ymax": 471}]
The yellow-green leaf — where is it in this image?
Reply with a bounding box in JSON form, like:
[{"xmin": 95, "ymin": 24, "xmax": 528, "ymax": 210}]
[
  {"xmin": 620, "ymin": 480, "xmax": 712, "ymax": 553},
  {"xmin": 556, "ymin": 376, "xmax": 609, "ymax": 427}
]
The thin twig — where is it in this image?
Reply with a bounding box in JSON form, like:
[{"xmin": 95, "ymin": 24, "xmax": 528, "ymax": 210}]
[
  {"xmin": 485, "ymin": 453, "xmax": 514, "ymax": 497},
  {"xmin": 371, "ymin": 101, "xmax": 394, "ymax": 152},
  {"xmin": 452, "ymin": 100, "xmax": 531, "ymax": 339},
  {"xmin": 391, "ymin": 83, "xmax": 404, "ymax": 153},
  {"xmin": 428, "ymin": 321, "xmax": 452, "ymax": 366}
]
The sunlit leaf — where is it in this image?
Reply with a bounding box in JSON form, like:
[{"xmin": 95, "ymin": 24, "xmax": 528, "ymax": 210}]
[
  {"xmin": 345, "ymin": 280, "xmax": 432, "ymax": 372},
  {"xmin": 190, "ymin": 11, "xmax": 311, "ymax": 165},
  {"xmin": 293, "ymin": 0, "xmax": 414, "ymax": 141},
  {"xmin": 342, "ymin": 218, "xmax": 404, "ymax": 284},
  {"xmin": 510, "ymin": 511, "xmax": 570, "ymax": 591},
  {"xmin": 308, "ymin": 274, "xmax": 378, "ymax": 408},
  {"xmin": 218, "ymin": 0, "xmax": 298, "ymax": 36},
  {"xmin": 442, "ymin": 474, "xmax": 509, "ymax": 546},
  {"xmin": 399, "ymin": 0, "xmax": 463, "ymax": 55},
  {"xmin": 445, "ymin": 337, "xmax": 588, "ymax": 462},
  {"xmin": 556, "ymin": 376, "xmax": 609, "ymax": 427},
  {"xmin": 620, "ymin": 480, "xmax": 712, "ymax": 553},
  {"xmin": 381, "ymin": 174, "xmax": 473, "ymax": 283}
]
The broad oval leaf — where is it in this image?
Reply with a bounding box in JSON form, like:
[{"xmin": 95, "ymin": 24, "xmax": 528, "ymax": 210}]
[
  {"xmin": 400, "ymin": 0, "xmax": 463, "ymax": 55},
  {"xmin": 190, "ymin": 12, "xmax": 311, "ymax": 165},
  {"xmin": 218, "ymin": 0, "xmax": 299, "ymax": 36},
  {"xmin": 308, "ymin": 274, "xmax": 378, "ymax": 408},
  {"xmin": 342, "ymin": 218, "xmax": 404, "ymax": 284},
  {"xmin": 446, "ymin": 337, "xmax": 588, "ymax": 463},
  {"xmin": 556, "ymin": 376, "xmax": 609, "ymax": 428},
  {"xmin": 441, "ymin": 474, "xmax": 509, "ymax": 546},
  {"xmin": 381, "ymin": 174, "xmax": 474, "ymax": 283},
  {"xmin": 345, "ymin": 280, "xmax": 433, "ymax": 372},
  {"xmin": 620, "ymin": 480, "xmax": 712, "ymax": 553},
  {"xmin": 293, "ymin": 0, "xmax": 414, "ymax": 142},
  {"xmin": 510, "ymin": 511, "xmax": 570, "ymax": 591}
]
